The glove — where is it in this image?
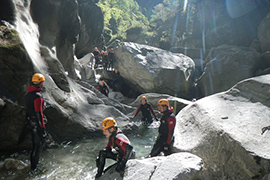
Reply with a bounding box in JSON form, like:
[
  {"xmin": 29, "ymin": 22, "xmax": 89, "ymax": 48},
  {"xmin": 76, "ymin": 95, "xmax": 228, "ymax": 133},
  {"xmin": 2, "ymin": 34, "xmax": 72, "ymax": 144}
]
[
  {"xmin": 42, "ymin": 128, "xmax": 47, "ymax": 138},
  {"xmin": 163, "ymin": 144, "xmax": 169, "ymax": 151}
]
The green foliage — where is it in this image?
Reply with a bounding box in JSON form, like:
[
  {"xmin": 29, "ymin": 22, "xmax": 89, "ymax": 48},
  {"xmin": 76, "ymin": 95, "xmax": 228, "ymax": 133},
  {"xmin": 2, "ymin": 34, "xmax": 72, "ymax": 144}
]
[
  {"xmin": 0, "ymin": 26, "xmax": 21, "ymax": 48},
  {"xmin": 98, "ymin": 0, "xmax": 149, "ymax": 44}
]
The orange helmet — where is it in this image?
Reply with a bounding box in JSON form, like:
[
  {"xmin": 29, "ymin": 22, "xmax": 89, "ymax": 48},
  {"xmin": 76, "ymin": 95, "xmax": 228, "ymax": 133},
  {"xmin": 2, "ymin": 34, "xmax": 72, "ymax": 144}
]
[
  {"xmin": 100, "ymin": 81, "xmax": 105, "ymax": 86},
  {"xmin": 115, "ymin": 69, "xmax": 118, "ymax": 73},
  {"xmin": 101, "ymin": 117, "xmax": 117, "ymax": 130},
  {"xmin": 32, "ymin": 73, "xmax": 45, "ymax": 84},
  {"xmin": 157, "ymin": 99, "xmax": 169, "ymax": 107},
  {"xmin": 141, "ymin": 96, "xmax": 147, "ymax": 100}
]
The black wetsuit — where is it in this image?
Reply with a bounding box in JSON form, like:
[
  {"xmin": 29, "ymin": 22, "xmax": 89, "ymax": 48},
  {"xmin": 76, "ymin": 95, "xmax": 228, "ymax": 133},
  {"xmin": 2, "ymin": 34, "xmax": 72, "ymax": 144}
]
[
  {"xmin": 96, "ymin": 129, "xmax": 135, "ymax": 178},
  {"xmin": 25, "ymin": 86, "xmax": 46, "ymax": 170},
  {"xmin": 150, "ymin": 109, "xmax": 176, "ymax": 157},
  {"xmin": 134, "ymin": 102, "xmax": 156, "ymax": 125}
]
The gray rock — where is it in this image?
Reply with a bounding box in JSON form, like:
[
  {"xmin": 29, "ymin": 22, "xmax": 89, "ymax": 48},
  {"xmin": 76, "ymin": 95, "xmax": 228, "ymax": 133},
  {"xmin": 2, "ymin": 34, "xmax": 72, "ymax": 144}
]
[
  {"xmin": 174, "ymin": 74, "xmax": 270, "ymax": 179},
  {"xmin": 100, "ymin": 153, "xmax": 203, "ymax": 180},
  {"xmin": 115, "ymin": 42, "xmax": 195, "ymax": 99},
  {"xmin": 258, "ymin": 12, "xmax": 270, "ymax": 53},
  {"xmin": 197, "ymin": 45, "xmax": 261, "ymax": 96}
]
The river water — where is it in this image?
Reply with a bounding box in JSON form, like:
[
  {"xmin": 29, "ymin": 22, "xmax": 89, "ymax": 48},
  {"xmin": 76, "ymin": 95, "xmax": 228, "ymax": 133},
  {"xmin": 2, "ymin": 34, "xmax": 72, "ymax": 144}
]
[{"xmin": 0, "ymin": 122, "xmax": 159, "ymax": 180}]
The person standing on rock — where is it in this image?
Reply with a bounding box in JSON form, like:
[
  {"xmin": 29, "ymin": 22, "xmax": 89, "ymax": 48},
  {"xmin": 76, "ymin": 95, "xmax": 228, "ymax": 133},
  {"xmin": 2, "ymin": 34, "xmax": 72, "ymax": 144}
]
[
  {"xmin": 93, "ymin": 47, "xmax": 101, "ymax": 68},
  {"xmin": 133, "ymin": 96, "xmax": 157, "ymax": 125},
  {"xmin": 147, "ymin": 99, "xmax": 176, "ymax": 157},
  {"xmin": 108, "ymin": 48, "xmax": 115, "ymax": 69},
  {"xmin": 25, "ymin": 73, "xmax": 47, "ymax": 172},
  {"xmin": 97, "ymin": 80, "xmax": 109, "ymax": 96},
  {"xmin": 95, "ymin": 117, "xmax": 135, "ymax": 179}
]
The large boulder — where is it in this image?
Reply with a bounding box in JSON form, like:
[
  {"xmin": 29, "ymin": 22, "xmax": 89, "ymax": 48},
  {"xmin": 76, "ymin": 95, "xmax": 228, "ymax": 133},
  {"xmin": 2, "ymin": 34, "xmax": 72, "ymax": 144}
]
[
  {"xmin": 115, "ymin": 42, "xmax": 195, "ymax": 99},
  {"xmin": 174, "ymin": 74, "xmax": 270, "ymax": 179},
  {"xmin": 100, "ymin": 152, "xmax": 203, "ymax": 180},
  {"xmin": 197, "ymin": 45, "xmax": 261, "ymax": 97}
]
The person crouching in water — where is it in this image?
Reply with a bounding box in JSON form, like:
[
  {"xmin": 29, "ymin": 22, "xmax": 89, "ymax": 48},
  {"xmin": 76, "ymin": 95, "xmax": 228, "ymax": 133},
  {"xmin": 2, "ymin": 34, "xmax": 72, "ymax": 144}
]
[
  {"xmin": 95, "ymin": 117, "xmax": 135, "ymax": 179},
  {"xmin": 26, "ymin": 73, "xmax": 47, "ymax": 172},
  {"xmin": 148, "ymin": 99, "xmax": 176, "ymax": 157},
  {"xmin": 133, "ymin": 96, "xmax": 157, "ymax": 125}
]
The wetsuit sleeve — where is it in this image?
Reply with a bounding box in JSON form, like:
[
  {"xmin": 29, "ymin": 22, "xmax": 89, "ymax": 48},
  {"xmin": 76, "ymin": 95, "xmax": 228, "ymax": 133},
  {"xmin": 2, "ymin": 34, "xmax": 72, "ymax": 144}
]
[
  {"xmin": 106, "ymin": 86, "xmax": 109, "ymax": 94},
  {"xmin": 133, "ymin": 106, "xmax": 141, "ymax": 117},
  {"xmin": 149, "ymin": 104, "xmax": 156, "ymax": 118},
  {"xmin": 166, "ymin": 116, "xmax": 176, "ymax": 145},
  {"xmin": 34, "ymin": 97, "xmax": 44, "ymax": 128}
]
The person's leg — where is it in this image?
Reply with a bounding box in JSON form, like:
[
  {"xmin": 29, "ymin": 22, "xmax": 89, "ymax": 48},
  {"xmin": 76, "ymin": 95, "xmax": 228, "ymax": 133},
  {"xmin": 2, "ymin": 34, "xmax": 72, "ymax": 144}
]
[
  {"xmin": 146, "ymin": 116, "xmax": 153, "ymax": 125},
  {"xmin": 96, "ymin": 149, "xmax": 117, "ymax": 178},
  {"xmin": 149, "ymin": 135, "xmax": 165, "ymax": 157},
  {"xmin": 30, "ymin": 130, "xmax": 44, "ymax": 171}
]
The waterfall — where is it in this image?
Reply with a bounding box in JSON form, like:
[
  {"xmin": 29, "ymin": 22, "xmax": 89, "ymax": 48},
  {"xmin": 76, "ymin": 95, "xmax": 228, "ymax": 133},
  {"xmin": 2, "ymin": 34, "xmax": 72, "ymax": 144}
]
[{"xmin": 13, "ymin": 0, "xmax": 47, "ymax": 72}]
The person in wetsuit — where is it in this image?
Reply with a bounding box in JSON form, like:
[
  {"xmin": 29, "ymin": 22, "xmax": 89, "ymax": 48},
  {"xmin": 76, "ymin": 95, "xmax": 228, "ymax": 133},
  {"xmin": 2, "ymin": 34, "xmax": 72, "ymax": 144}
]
[
  {"xmin": 95, "ymin": 117, "xmax": 135, "ymax": 179},
  {"xmin": 133, "ymin": 96, "xmax": 157, "ymax": 125},
  {"xmin": 148, "ymin": 99, "xmax": 176, "ymax": 157},
  {"xmin": 25, "ymin": 73, "xmax": 47, "ymax": 172},
  {"xmin": 97, "ymin": 80, "xmax": 109, "ymax": 96}
]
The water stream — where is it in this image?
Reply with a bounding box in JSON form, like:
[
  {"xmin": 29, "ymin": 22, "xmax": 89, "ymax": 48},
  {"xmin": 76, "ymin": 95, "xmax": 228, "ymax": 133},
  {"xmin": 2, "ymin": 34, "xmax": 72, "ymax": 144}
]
[{"xmin": 1, "ymin": 123, "xmax": 159, "ymax": 180}]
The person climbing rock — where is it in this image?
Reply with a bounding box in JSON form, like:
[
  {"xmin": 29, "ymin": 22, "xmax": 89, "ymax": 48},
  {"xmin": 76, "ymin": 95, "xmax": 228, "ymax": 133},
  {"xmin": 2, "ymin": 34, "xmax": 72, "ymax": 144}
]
[
  {"xmin": 24, "ymin": 73, "xmax": 47, "ymax": 172},
  {"xmin": 97, "ymin": 80, "xmax": 109, "ymax": 96},
  {"xmin": 95, "ymin": 117, "xmax": 135, "ymax": 179},
  {"xmin": 147, "ymin": 99, "xmax": 176, "ymax": 157},
  {"xmin": 133, "ymin": 96, "xmax": 157, "ymax": 125}
]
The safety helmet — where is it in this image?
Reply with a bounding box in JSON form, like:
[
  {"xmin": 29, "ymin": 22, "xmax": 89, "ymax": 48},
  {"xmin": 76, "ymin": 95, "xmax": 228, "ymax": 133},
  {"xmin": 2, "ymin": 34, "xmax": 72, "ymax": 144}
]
[
  {"xmin": 101, "ymin": 117, "xmax": 117, "ymax": 130},
  {"xmin": 32, "ymin": 73, "xmax": 45, "ymax": 84},
  {"xmin": 100, "ymin": 81, "xmax": 105, "ymax": 86},
  {"xmin": 141, "ymin": 96, "xmax": 147, "ymax": 101},
  {"xmin": 157, "ymin": 99, "xmax": 169, "ymax": 107}
]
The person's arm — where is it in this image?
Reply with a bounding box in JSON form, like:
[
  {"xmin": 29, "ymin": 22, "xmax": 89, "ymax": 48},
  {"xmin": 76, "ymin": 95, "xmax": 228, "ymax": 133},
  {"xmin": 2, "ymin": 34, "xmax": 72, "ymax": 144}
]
[
  {"xmin": 115, "ymin": 137, "xmax": 133, "ymax": 172},
  {"xmin": 133, "ymin": 106, "xmax": 141, "ymax": 118},
  {"xmin": 34, "ymin": 96, "xmax": 45, "ymax": 128},
  {"xmin": 105, "ymin": 85, "xmax": 109, "ymax": 94},
  {"xmin": 165, "ymin": 116, "xmax": 176, "ymax": 145},
  {"xmin": 149, "ymin": 104, "xmax": 157, "ymax": 119}
]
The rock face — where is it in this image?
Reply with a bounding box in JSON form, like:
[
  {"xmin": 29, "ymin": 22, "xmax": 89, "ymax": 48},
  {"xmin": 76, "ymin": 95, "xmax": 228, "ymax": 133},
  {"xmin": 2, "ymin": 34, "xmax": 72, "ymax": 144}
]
[
  {"xmin": 30, "ymin": 0, "xmax": 103, "ymax": 77},
  {"xmin": 258, "ymin": 12, "xmax": 270, "ymax": 53},
  {"xmin": 100, "ymin": 152, "xmax": 203, "ymax": 180},
  {"xmin": 197, "ymin": 45, "xmax": 261, "ymax": 97},
  {"xmin": 115, "ymin": 42, "xmax": 195, "ymax": 99},
  {"xmin": 174, "ymin": 75, "xmax": 270, "ymax": 179},
  {"xmin": 0, "ymin": 98, "xmax": 26, "ymax": 151}
]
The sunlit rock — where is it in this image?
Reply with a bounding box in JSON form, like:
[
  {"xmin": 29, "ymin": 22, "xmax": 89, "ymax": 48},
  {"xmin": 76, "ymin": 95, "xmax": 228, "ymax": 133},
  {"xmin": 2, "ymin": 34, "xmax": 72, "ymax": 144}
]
[
  {"xmin": 174, "ymin": 74, "xmax": 270, "ymax": 179},
  {"xmin": 115, "ymin": 42, "xmax": 195, "ymax": 99},
  {"xmin": 197, "ymin": 45, "xmax": 261, "ymax": 96},
  {"xmin": 100, "ymin": 152, "xmax": 203, "ymax": 180}
]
